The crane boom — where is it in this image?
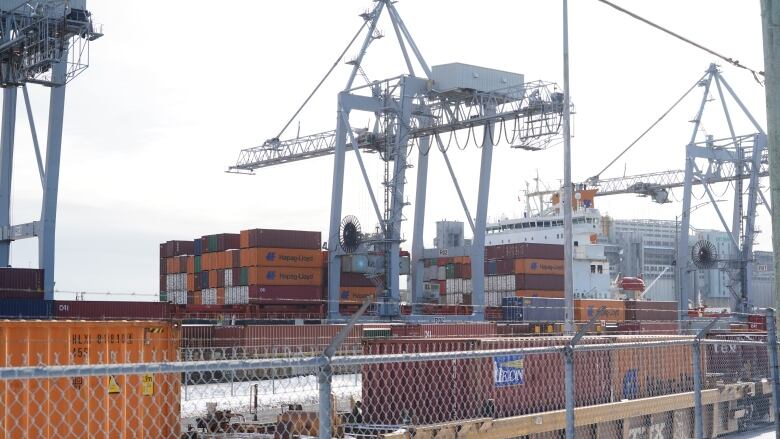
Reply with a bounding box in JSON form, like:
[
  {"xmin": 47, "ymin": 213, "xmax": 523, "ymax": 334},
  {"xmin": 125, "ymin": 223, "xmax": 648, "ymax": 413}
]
[{"xmin": 229, "ymin": 81, "xmax": 563, "ymax": 172}]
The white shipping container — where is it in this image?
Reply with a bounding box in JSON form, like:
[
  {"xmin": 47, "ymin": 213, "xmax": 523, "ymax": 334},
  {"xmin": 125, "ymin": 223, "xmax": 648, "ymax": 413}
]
[
  {"xmin": 202, "ymin": 288, "xmax": 217, "ymax": 305},
  {"xmin": 224, "ymin": 269, "xmax": 233, "ymax": 287},
  {"xmin": 464, "ymin": 279, "xmax": 473, "ymax": 294},
  {"xmin": 225, "ymin": 286, "xmax": 249, "ymax": 305},
  {"xmin": 424, "ymin": 266, "xmax": 438, "ymax": 281},
  {"xmin": 423, "ymin": 282, "xmax": 440, "ymax": 297},
  {"xmin": 445, "ymin": 293, "xmax": 464, "ymax": 305},
  {"xmin": 170, "ymin": 290, "xmax": 187, "ymax": 305},
  {"xmin": 484, "ymin": 275, "xmax": 515, "ymax": 292}
]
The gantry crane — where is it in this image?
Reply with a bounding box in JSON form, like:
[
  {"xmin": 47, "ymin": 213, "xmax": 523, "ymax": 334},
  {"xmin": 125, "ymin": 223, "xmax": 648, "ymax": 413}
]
[
  {"xmin": 230, "ymin": 0, "xmax": 565, "ymax": 320},
  {"xmin": 0, "ymin": 1, "xmax": 102, "ymax": 298},
  {"xmin": 531, "ymin": 64, "xmax": 768, "ymax": 320}
]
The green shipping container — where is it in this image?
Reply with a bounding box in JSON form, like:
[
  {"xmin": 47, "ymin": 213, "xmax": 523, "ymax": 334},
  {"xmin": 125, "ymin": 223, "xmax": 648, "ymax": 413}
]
[
  {"xmin": 445, "ymin": 263, "xmax": 455, "ymax": 279},
  {"xmin": 159, "ymin": 292, "xmax": 168, "ymax": 302},
  {"xmin": 194, "ymin": 256, "xmax": 201, "ymax": 273},
  {"xmin": 208, "ymin": 235, "xmax": 218, "ymax": 252},
  {"xmin": 239, "ymin": 267, "xmax": 249, "ymax": 286}
]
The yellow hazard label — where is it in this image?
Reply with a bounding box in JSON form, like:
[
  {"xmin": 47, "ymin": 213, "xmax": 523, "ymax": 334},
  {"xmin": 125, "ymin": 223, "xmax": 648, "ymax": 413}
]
[
  {"xmin": 142, "ymin": 374, "xmax": 154, "ymax": 396},
  {"xmin": 108, "ymin": 376, "xmax": 120, "ymax": 394}
]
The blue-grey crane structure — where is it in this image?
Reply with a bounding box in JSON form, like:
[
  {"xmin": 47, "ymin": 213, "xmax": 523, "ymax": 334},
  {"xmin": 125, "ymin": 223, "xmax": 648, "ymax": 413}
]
[
  {"xmin": 230, "ymin": 1, "xmax": 565, "ymax": 320},
  {"xmin": 0, "ymin": 0, "xmax": 101, "ymax": 298},
  {"xmin": 569, "ymin": 64, "xmax": 767, "ymax": 323}
]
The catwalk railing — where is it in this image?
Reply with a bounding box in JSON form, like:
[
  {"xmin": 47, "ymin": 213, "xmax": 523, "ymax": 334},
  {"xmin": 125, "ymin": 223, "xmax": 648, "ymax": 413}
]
[{"xmin": 0, "ymin": 311, "xmax": 778, "ymax": 438}]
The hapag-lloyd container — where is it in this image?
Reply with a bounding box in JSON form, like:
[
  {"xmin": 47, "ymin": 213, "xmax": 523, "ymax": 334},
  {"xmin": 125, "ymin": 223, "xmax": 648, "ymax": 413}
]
[
  {"xmin": 515, "ymin": 274, "xmax": 564, "ymax": 291},
  {"xmin": 623, "ymin": 300, "xmax": 677, "ymax": 321},
  {"xmin": 0, "ymin": 320, "xmax": 180, "ymax": 439},
  {"xmin": 253, "ymin": 267, "xmax": 322, "ymax": 286},
  {"xmin": 513, "ymin": 258, "xmax": 565, "ymax": 275},
  {"xmin": 485, "ymin": 243, "xmax": 564, "ymax": 260},
  {"xmin": 0, "ymin": 268, "xmax": 44, "ymax": 292},
  {"xmin": 361, "ymin": 336, "xmax": 611, "ymax": 425},
  {"xmin": 240, "ymin": 247, "xmax": 323, "ymax": 268}
]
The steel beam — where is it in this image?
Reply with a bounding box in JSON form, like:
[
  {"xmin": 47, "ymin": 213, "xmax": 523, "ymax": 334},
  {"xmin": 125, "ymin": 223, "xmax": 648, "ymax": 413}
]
[
  {"xmin": 470, "ymin": 104, "xmax": 496, "ymax": 322},
  {"xmin": 327, "ymin": 94, "xmax": 350, "ymax": 320},
  {"xmin": 0, "ymin": 86, "xmax": 15, "ymax": 265},
  {"xmin": 411, "ymin": 126, "xmax": 431, "ymax": 314},
  {"xmin": 39, "ymin": 56, "xmax": 68, "ymax": 299}
]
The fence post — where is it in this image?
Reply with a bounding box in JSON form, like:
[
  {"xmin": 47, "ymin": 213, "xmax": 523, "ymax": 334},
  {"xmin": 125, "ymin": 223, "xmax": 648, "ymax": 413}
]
[
  {"xmin": 318, "ymin": 359, "xmax": 333, "ymax": 439},
  {"xmin": 565, "ymin": 305, "xmax": 606, "ymax": 439},
  {"xmin": 765, "ymin": 308, "xmax": 780, "ymax": 433},
  {"xmin": 692, "ymin": 310, "xmax": 725, "ymax": 439},
  {"xmin": 319, "ymin": 298, "xmax": 371, "ymax": 439}
]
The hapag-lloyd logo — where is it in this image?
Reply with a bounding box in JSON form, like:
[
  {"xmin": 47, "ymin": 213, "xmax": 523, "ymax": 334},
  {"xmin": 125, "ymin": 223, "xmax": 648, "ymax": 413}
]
[
  {"xmin": 266, "ymin": 270, "xmax": 315, "ymax": 281},
  {"xmin": 493, "ymin": 354, "xmax": 524, "ymax": 387},
  {"xmin": 265, "ymin": 251, "xmax": 315, "ymax": 264}
]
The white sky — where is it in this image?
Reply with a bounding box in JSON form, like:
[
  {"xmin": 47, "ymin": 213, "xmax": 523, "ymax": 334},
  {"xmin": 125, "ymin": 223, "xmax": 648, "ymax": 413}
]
[{"xmin": 7, "ymin": 0, "xmax": 770, "ymax": 300}]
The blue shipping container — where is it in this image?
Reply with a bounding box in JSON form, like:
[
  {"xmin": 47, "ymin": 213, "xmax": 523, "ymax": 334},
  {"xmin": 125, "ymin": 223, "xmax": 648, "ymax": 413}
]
[
  {"xmin": 501, "ymin": 297, "xmax": 524, "ymax": 321},
  {"xmin": 0, "ymin": 299, "xmax": 53, "ymax": 319},
  {"xmin": 193, "ymin": 238, "xmax": 202, "ymax": 256},
  {"xmin": 502, "ymin": 297, "xmax": 565, "ymax": 322}
]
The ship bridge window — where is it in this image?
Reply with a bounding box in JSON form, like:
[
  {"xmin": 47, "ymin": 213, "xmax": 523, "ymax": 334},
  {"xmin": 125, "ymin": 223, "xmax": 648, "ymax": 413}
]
[
  {"xmin": 543, "ymin": 221, "xmax": 551, "ymax": 227},
  {"xmin": 597, "ymin": 265, "xmax": 603, "ymax": 274},
  {"xmin": 590, "ymin": 264, "xmax": 596, "ymax": 274},
  {"xmin": 586, "ymin": 218, "xmax": 593, "ymax": 224}
]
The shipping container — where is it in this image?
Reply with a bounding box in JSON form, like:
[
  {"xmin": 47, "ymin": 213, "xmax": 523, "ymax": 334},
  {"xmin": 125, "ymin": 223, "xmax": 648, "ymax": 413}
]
[
  {"xmin": 574, "ymin": 299, "xmax": 626, "ymax": 322},
  {"xmin": 340, "ymin": 272, "xmax": 376, "ymax": 287},
  {"xmin": 485, "ymin": 243, "xmax": 564, "ymax": 260},
  {"xmin": 0, "ymin": 299, "xmax": 52, "ymax": 318},
  {"xmin": 513, "ymin": 258, "xmax": 565, "ymax": 276},
  {"xmin": 515, "ymin": 289, "xmax": 564, "ymax": 298},
  {"xmin": 248, "ymin": 285, "xmax": 323, "ymax": 303},
  {"xmin": 241, "ymin": 228, "xmax": 321, "ymax": 250},
  {"xmin": 338, "ymin": 286, "xmax": 376, "ymax": 303},
  {"xmin": 250, "ymin": 267, "xmax": 322, "ymax": 286},
  {"xmin": 515, "ymin": 274, "xmax": 565, "ymax": 291},
  {"xmin": 501, "ymin": 297, "xmax": 565, "ymax": 322},
  {"xmin": 624, "ymin": 300, "xmax": 677, "ymax": 322},
  {"xmin": 159, "ymin": 240, "xmax": 194, "ymax": 258},
  {"xmin": 0, "ymin": 268, "xmax": 44, "ymax": 292},
  {"xmin": 705, "ymin": 334, "xmax": 768, "ymax": 382},
  {"xmin": 362, "ymin": 336, "xmax": 610, "ymax": 425},
  {"xmin": 53, "ymin": 301, "xmax": 171, "ymax": 320},
  {"xmin": 0, "ymin": 320, "xmax": 180, "ymax": 439}
]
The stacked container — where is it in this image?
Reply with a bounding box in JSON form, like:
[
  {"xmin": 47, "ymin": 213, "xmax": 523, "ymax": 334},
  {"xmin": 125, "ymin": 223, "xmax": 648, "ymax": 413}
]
[
  {"xmin": 161, "ymin": 228, "xmax": 323, "ymax": 309},
  {"xmin": 421, "ymin": 243, "xmax": 565, "ymax": 307}
]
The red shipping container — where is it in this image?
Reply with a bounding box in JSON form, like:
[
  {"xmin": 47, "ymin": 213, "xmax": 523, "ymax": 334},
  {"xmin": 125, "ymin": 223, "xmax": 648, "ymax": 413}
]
[
  {"xmin": 463, "ymin": 264, "xmax": 472, "ymax": 279},
  {"xmin": 362, "ymin": 337, "xmax": 610, "ymax": 425},
  {"xmin": 485, "ymin": 243, "xmax": 564, "ymax": 260},
  {"xmin": 159, "ymin": 275, "xmax": 166, "ymax": 293},
  {"xmin": 159, "ymin": 258, "xmax": 166, "ymax": 276},
  {"xmin": 244, "ymin": 228, "xmax": 321, "ymax": 250},
  {"xmin": 0, "ymin": 268, "xmax": 43, "ymax": 292},
  {"xmin": 515, "ymin": 274, "xmax": 564, "ymax": 290},
  {"xmin": 340, "ymin": 272, "xmax": 376, "ymax": 287},
  {"xmin": 248, "ymin": 285, "xmax": 323, "ymax": 303},
  {"xmin": 53, "ymin": 301, "xmax": 171, "ymax": 320},
  {"xmin": 0, "ymin": 290, "xmax": 44, "ymax": 300},
  {"xmin": 160, "ymin": 240, "xmax": 194, "ymax": 258},
  {"xmin": 496, "ymin": 259, "xmax": 514, "ymax": 275}
]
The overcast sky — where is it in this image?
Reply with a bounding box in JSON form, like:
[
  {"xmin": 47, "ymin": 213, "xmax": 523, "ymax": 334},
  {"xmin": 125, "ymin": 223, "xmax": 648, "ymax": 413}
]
[{"xmin": 7, "ymin": 0, "xmax": 770, "ymax": 300}]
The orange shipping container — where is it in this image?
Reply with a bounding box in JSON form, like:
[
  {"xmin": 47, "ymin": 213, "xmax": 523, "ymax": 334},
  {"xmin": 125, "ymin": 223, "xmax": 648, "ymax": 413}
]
[
  {"xmin": 187, "ymin": 256, "xmax": 195, "ymax": 274},
  {"xmin": 255, "ymin": 248, "xmax": 323, "ymax": 268},
  {"xmin": 514, "ymin": 259, "xmax": 565, "ymax": 276},
  {"xmin": 574, "ymin": 299, "xmax": 625, "ymax": 323},
  {"xmin": 192, "ymin": 291, "xmax": 202, "ymax": 306},
  {"xmin": 165, "ymin": 257, "xmax": 175, "ymax": 274},
  {"xmin": 515, "ymin": 290, "xmax": 564, "ymax": 298},
  {"xmin": 339, "ymin": 286, "xmax": 376, "ymax": 303},
  {"xmin": 217, "ymin": 287, "xmax": 225, "ymax": 305},
  {"xmin": 256, "ymin": 267, "xmax": 322, "ymax": 286},
  {"xmin": 240, "ymin": 229, "xmax": 251, "ymax": 249},
  {"xmin": 187, "ymin": 273, "xmax": 195, "ymax": 292},
  {"xmin": 208, "ymin": 270, "xmax": 218, "ymax": 288},
  {"xmin": 0, "ymin": 320, "xmax": 179, "ymax": 439}
]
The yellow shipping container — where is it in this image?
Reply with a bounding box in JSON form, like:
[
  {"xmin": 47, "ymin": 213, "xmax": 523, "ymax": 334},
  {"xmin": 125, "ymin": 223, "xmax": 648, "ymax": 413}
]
[{"xmin": 0, "ymin": 320, "xmax": 180, "ymax": 439}]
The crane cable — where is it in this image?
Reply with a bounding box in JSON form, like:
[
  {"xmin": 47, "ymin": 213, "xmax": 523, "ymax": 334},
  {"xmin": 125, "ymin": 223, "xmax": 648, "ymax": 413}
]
[
  {"xmin": 595, "ymin": 0, "xmax": 765, "ymax": 84},
  {"xmin": 587, "ymin": 73, "xmax": 706, "ymax": 184},
  {"xmin": 274, "ymin": 20, "xmax": 369, "ymax": 140}
]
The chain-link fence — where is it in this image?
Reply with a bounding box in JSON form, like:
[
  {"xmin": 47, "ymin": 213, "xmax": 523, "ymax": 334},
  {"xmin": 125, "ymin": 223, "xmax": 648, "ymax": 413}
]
[{"xmin": 0, "ymin": 312, "xmax": 778, "ymax": 438}]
